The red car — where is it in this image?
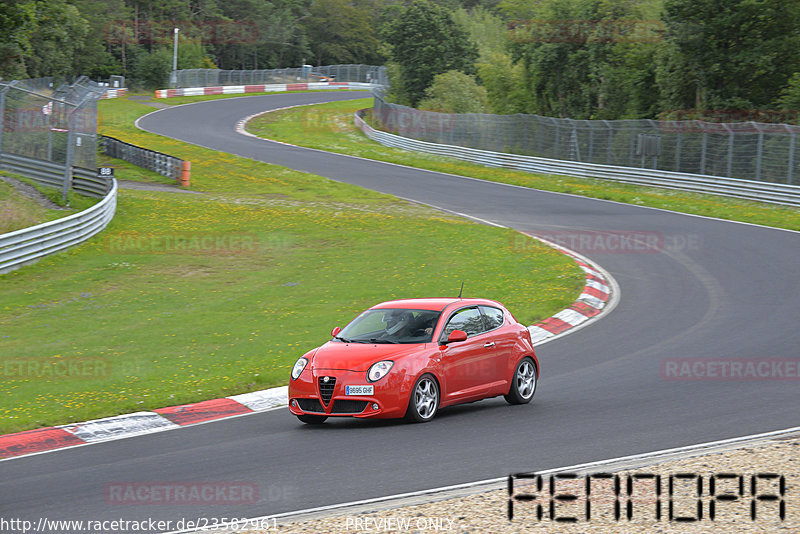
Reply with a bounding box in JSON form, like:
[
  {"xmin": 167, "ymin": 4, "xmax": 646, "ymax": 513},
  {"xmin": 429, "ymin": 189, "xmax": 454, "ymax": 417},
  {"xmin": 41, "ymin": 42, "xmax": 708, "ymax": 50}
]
[{"xmin": 288, "ymin": 298, "xmax": 539, "ymax": 424}]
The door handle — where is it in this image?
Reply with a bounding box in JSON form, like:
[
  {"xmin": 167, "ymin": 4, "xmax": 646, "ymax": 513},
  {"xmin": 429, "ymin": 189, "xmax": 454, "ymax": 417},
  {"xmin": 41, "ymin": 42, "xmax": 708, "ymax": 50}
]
[{"xmin": 483, "ymin": 342, "xmax": 495, "ymax": 348}]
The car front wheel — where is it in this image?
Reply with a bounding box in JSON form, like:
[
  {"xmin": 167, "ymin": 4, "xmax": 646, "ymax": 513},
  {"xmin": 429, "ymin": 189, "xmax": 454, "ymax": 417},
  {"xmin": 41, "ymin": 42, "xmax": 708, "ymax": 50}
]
[
  {"xmin": 297, "ymin": 414, "xmax": 328, "ymax": 425},
  {"xmin": 504, "ymin": 357, "xmax": 537, "ymax": 405},
  {"xmin": 405, "ymin": 374, "xmax": 439, "ymax": 423}
]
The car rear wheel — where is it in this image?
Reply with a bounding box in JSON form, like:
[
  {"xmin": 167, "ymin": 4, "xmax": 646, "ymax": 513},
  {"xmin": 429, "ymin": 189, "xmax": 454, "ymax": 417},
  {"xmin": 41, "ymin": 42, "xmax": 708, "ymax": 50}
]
[
  {"xmin": 405, "ymin": 374, "xmax": 439, "ymax": 423},
  {"xmin": 297, "ymin": 414, "xmax": 328, "ymax": 425},
  {"xmin": 504, "ymin": 357, "xmax": 537, "ymax": 405}
]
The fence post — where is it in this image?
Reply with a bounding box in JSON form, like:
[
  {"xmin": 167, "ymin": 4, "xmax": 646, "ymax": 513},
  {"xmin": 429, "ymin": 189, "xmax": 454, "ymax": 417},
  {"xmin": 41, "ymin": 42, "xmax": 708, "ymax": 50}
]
[
  {"xmin": 725, "ymin": 124, "xmax": 734, "ymax": 177},
  {"xmin": 552, "ymin": 118, "xmax": 560, "ymax": 159},
  {"xmin": 0, "ymin": 82, "xmax": 14, "ymax": 158},
  {"xmin": 628, "ymin": 122, "xmax": 636, "ymax": 167},
  {"xmin": 788, "ymin": 128, "xmax": 795, "ymax": 184},
  {"xmin": 754, "ymin": 122, "xmax": 763, "ymax": 181},
  {"xmin": 62, "ymin": 116, "xmax": 75, "ymax": 203},
  {"xmin": 675, "ymin": 131, "xmax": 682, "ymax": 172},
  {"xmin": 700, "ymin": 129, "xmax": 707, "ymax": 175}
]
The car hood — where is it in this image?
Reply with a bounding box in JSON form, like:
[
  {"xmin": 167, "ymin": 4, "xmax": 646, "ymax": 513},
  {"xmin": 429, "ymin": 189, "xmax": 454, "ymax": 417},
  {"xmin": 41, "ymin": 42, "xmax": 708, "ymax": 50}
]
[{"xmin": 310, "ymin": 341, "xmax": 426, "ymax": 371}]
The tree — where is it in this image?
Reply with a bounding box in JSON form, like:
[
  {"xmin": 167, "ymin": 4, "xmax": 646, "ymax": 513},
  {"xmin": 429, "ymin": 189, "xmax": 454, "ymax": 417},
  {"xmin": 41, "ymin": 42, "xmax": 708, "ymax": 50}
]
[
  {"xmin": 777, "ymin": 73, "xmax": 800, "ymax": 113},
  {"xmin": 24, "ymin": 0, "xmax": 91, "ymax": 79},
  {"xmin": 659, "ymin": 0, "xmax": 800, "ymax": 111},
  {"xmin": 0, "ymin": 1, "xmax": 36, "ymax": 78},
  {"xmin": 382, "ymin": 0, "xmax": 478, "ymax": 106},
  {"xmin": 451, "ymin": 6, "xmax": 509, "ymax": 62},
  {"xmin": 418, "ymin": 70, "xmax": 489, "ymax": 113},
  {"xmin": 303, "ymin": 0, "xmax": 384, "ymax": 66},
  {"xmin": 476, "ymin": 51, "xmax": 531, "ymax": 114},
  {"xmin": 506, "ymin": 0, "xmax": 659, "ymax": 118}
]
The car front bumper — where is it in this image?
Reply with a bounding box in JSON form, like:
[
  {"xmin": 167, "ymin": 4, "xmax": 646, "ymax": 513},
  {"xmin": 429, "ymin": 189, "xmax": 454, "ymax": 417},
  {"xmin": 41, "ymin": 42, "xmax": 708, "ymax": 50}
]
[{"xmin": 288, "ymin": 368, "xmax": 407, "ymax": 418}]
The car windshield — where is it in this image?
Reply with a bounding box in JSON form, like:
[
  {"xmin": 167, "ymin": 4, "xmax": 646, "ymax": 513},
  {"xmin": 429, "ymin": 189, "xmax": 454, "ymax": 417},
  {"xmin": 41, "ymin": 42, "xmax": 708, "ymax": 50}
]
[{"xmin": 336, "ymin": 308, "xmax": 441, "ymax": 344}]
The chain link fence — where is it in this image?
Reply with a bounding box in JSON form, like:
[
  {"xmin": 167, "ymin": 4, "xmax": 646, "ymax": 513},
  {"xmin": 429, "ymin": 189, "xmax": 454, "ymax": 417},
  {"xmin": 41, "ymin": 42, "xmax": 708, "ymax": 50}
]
[
  {"xmin": 172, "ymin": 64, "xmax": 388, "ymax": 88},
  {"xmin": 372, "ymin": 90, "xmax": 800, "ymax": 185},
  {"xmin": 0, "ymin": 76, "xmax": 106, "ymax": 197}
]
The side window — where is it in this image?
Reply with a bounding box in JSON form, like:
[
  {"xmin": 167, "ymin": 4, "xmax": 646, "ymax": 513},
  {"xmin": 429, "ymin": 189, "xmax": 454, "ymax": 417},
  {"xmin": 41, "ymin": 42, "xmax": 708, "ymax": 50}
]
[
  {"xmin": 481, "ymin": 306, "xmax": 505, "ymax": 331},
  {"xmin": 442, "ymin": 307, "xmax": 485, "ymax": 338}
]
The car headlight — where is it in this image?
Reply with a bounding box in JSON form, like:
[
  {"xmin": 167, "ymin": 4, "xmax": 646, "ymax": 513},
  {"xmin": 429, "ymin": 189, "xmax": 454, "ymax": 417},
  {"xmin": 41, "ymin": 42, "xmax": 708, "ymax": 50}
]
[
  {"xmin": 291, "ymin": 357, "xmax": 308, "ymax": 380},
  {"xmin": 368, "ymin": 360, "xmax": 394, "ymax": 382}
]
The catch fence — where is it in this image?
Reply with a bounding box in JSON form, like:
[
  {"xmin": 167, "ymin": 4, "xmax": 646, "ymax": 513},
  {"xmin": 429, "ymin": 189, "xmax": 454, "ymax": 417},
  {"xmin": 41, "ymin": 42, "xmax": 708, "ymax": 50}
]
[
  {"xmin": 172, "ymin": 65, "xmax": 388, "ymax": 88},
  {"xmin": 0, "ymin": 76, "xmax": 109, "ymax": 198},
  {"xmin": 372, "ymin": 91, "xmax": 800, "ymax": 186}
]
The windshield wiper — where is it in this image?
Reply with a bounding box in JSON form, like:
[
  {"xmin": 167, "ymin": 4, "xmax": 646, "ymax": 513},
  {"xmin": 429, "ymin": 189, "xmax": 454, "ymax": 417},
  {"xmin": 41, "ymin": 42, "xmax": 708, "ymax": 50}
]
[
  {"xmin": 346, "ymin": 337, "xmax": 398, "ymax": 344},
  {"xmin": 333, "ymin": 335, "xmax": 353, "ymax": 343}
]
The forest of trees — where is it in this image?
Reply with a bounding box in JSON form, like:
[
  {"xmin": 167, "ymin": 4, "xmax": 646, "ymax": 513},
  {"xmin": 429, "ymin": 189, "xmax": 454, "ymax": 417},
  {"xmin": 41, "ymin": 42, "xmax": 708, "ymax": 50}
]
[{"xmin": 3, "ymin": 0, "xmax": 800, "ymax": 122}]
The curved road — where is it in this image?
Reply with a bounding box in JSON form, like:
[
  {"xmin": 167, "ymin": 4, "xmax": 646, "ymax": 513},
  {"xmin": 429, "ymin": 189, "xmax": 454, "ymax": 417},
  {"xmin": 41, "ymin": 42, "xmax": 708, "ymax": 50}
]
[{"xmin": 4, "ymin": 92, "xmax": 799, "ymax": 531}]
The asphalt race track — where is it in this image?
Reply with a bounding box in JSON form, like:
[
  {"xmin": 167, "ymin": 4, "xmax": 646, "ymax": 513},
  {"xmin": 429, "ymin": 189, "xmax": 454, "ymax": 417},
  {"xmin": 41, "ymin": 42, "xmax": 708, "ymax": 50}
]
[{"xmin": 4, "ymin": 92, "xmax": 799, "ymax": 532}]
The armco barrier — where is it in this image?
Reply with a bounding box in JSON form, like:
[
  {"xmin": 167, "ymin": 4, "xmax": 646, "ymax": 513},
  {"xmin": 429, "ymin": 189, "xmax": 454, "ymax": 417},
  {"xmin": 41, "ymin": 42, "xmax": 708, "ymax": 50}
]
[
  {"xmin": 155, "ymin": 81, "xmax": 376, "ymax": 98},
  {"xmin": 0, "ymin": 179, "xmax": 118, "ymax": 274},
  {"xmin": 355, "ymin": 110, "xmax": 800, "ymax": 207},
  {"xmin": 0, "ymin": 154, "xmax": 109, "ymax": 198},
  {"xmin": 100, "ymin": 135, "xmax": 186, "ymax": 183}
]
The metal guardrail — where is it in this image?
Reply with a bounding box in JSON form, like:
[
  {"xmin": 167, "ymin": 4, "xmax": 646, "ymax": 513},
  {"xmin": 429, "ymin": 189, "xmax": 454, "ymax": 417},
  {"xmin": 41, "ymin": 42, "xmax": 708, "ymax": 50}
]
[
  {"xmin": 0, "ymin": 179, "xmax": 118, "ymax": 274},
  {"xmin": 355, "ymin": 110, "xmax": 800, "ymax": 207},
  {"xmin": 100, "ymin": 135, "xmax": 185, "ymax": 181},
  {"xmin": 0, "ymin": 153, "xmax": 108, "ymax": 197}
]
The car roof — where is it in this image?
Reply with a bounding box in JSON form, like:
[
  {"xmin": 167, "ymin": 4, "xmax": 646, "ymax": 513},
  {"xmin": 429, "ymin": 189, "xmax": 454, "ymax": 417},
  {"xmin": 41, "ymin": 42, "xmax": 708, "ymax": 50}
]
[{"xmin": 370, "ymin": 298, "xmax": 502, "ymax": 312}]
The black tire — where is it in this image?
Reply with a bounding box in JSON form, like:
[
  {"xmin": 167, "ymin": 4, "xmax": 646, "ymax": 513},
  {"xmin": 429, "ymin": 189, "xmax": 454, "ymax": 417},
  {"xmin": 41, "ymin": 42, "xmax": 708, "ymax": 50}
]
[
  {"xmin": 297, "ymin": 414, "xmax": 328, "ymax": 425},
  {"xmin": 404, "ymin": 374, "xmax": 440, "ymax": 423},
  {"xmin": 504, "ymin": 357, "xmax": 537, "ymax": 405}
]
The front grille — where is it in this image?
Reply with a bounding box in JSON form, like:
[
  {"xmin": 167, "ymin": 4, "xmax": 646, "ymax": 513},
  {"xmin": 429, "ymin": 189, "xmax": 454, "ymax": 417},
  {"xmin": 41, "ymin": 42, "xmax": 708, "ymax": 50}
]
[
  {"xmin": 296, "ymin": 398, "xmax": 325, "ymax": 413},
  {"xmin": 331, "ymin": 400, "xmax": 369, "ymax": 414},
  {"xmin": 318, "ymin": 376, "xmax": 336, "ymax": 405}
]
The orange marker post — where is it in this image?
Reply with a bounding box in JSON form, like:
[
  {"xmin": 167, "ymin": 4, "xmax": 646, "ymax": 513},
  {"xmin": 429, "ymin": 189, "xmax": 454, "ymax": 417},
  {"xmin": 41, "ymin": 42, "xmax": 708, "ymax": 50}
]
[{"xmin": 180, "ymin": 160, "xmax": 191, "ymax": 187}]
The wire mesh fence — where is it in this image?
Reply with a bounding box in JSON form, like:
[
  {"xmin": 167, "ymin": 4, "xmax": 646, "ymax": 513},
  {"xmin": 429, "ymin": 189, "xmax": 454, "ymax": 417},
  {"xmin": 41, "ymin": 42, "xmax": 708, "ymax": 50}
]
[
  {"xmin": 172, "ymin": 64, "xmax": 388, "ymax": 88},
  {"xmin": 0, "ymin": 76, "xmax": 105, "ymax": 175},
  {"xmin": 372, "ymin": 90, "xmax": 800, "ymax": 185}
]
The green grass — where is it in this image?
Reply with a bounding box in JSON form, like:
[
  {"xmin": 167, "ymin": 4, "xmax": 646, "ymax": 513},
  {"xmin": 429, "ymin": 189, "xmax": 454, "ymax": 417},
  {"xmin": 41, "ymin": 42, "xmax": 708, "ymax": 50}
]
[
  {"xmin": 0, "ymin": 175, "xmax": 98, "ymax": 234},
  {"xmin": 246, "ymin": 98, "xmax": 800, "ymax": 232},
  {"xmin": 0, "ymin": 97, "xmax": 584, "ymax": 436}
]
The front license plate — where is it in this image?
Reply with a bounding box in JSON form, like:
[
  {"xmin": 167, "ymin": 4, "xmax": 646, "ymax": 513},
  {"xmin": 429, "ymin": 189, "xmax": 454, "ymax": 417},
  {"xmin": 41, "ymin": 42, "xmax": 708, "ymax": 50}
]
[{"xmin": 345, "ymin": 385, "xmax": 373, "ymax": 396}]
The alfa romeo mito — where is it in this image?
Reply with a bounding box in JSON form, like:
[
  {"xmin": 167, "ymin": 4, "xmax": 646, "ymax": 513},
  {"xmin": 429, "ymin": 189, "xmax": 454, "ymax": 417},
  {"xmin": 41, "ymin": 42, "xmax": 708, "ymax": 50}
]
[{"xmin": 288, "ymin": 298, "xmax": 539, "ymax": 424}]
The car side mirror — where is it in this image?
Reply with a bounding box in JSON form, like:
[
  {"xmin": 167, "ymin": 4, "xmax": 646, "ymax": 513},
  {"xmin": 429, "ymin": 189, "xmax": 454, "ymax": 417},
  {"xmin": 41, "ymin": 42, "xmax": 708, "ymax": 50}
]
[
  {"xmin": 445, "ymin": 330, "xmax": 468, "ymax": 344},
  {"xmin": 331, "ymin": 327, "xmax": 341, "ymax": 337}
]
